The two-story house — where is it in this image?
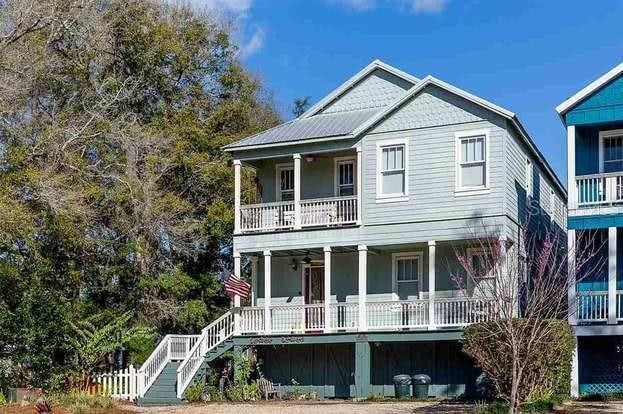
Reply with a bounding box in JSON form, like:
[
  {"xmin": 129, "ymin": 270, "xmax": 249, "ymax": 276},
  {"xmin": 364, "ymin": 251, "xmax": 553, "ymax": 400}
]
[
  {"xmin": 558, "ymin": 62, "xmax": 623, "ymax": 396},
  {"xmin": 135, "ymin": 60, "xmax": 566, "ymax": 405}
]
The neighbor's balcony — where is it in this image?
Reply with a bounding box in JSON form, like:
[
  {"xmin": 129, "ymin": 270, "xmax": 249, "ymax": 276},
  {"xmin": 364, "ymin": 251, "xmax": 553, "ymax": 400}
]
[
  {"xmin": 576, "ymin": 290, "xmax": 623, "ymax": 323},
  {"xmin": 574, "ymin": 172, "xmax": 623, "ymax": 211},
  {"xmin": 239, "ymin": 195, "xmax": 358, "ymax": 233},
  {"xmin": 236, "ymin": 296, "xmax": 496, "ymax": 335}
]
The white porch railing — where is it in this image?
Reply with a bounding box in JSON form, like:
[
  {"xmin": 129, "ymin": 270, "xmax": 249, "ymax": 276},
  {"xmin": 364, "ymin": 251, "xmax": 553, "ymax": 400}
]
[
  {"xmin": 239, "ymin": 196, "xmax": 358, "ymax": 232},
  {"xmin": 366, "ymin": 300, "xmax": 429, "ymax": 330},
  {"xmin": 435, "ymin": 297, "xmax": 495, "ymax": 327},
  {"xmin": 575, "ymin": 173, "xmax": 623, "ymax": 207},
  {"xmin": 617, "ymin": 290, "xmax": 623, "ymax": 321},
  {"xmin": 177, "ymin": 311, "xmax": 234, "ymax": 399},
  {"xmin": 576, "ymin": 291, "xmax": 608, "ymax": 322},
  {"xmin": 137, "ymin": 334, "xmax": 199, "ymax": 397}
]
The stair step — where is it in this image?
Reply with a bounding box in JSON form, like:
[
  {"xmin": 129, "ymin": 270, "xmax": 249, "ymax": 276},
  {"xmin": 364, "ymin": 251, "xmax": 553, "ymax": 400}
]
[{"xmin": 137, "ymin": 397, "xmax": 182, "ymax": 406}]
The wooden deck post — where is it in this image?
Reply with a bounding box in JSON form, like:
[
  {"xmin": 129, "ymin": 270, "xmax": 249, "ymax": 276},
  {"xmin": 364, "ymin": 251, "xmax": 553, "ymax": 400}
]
[
  {"xmin": 264, "ymin": 250, "xmax": 272, "ymax": 334},
  {"xmin": 233, "ymin": 160, "xmax": 241, "ymax": 234},
  {"xmin": 233, "ymin": 251, "xmax": 241, "ymax": 335},
  {"xmin": 358, "ymin": 245, "xmax": 368, "ymax": 332},
  {"xmin": 428, "ymin": 241, "xmax": 436, "ymax": 330},
  {"xmin": 293, "ymin": 154, "xmax": 301, "ymax": 229},
  {"xmin": 608, "ymin": 227, "xmax": 617, "ymax": 324},
  {"xmin": 356, "ymin": 146, "xmax": 362, "ymax": 225},
  {"xmin": 324, "ymin": 246, "xmax": 332, "ymax": 333},
  {"xmin": 354, "ymin": 341, "xmax": 371, "ymax": 399},
  {"xmin": 251, "ymin": 256, "xmax": 258, "ymax": 307},
  {"xmin": 568, "ymin": 229, "xmax": 577, "ymax": 325}
]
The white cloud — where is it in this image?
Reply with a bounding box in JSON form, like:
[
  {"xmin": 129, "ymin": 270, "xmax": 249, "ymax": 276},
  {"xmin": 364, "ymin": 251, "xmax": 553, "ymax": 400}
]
[
  {"xmin": 408, "ymin": 0, "xmax": 447, "ymax": 13},
  {"xmin": 167, "ymin": 0, "xmax": 253, "ymax": 15},
  {"xmin": 239, "ymin": 25, "xmax": 265, "ymax": 58},
  {"xmin": 329, "ymin": 0, "xmax": 448, "ymax": 14}
]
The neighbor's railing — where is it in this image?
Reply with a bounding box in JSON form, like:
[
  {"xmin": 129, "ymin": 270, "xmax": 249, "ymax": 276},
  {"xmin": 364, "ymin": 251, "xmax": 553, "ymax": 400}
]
[
  {"xmin": 88, "ymin": 365, "xmax": 143, "ymax": 400},
  {"xmin": 576, "ymin": 173, "xmax": 623, "ymax": 207},
  {"xmin": 435, "ymin": 297, "xmax": 495, "ymax": 326},
  {"xmin": 300, "ymin": 196, "xmax": 357, "ymax": 227},
  {"xmin": 576, "ymin": 291, "xmax": 608, "ymax": 322},
  {"xmin": 617, "ymin": 290, "xmax": 623, "ymax": 321},
  {"xmin": 176, "ymin": 311, "xmax": 234, "ymax": 398},
  {"xmin": 366, "ymin": 300, "xmax": 429, "ymax": 330}
]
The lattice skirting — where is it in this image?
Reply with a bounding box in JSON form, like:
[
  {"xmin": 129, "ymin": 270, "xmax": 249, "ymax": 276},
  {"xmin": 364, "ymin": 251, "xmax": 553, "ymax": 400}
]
[{"xmin": 579, "ymin": 335, "xmax": 623, "ymax": 395}]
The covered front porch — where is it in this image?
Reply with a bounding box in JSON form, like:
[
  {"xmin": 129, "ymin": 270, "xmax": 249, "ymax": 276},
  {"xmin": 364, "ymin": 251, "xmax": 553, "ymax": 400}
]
[{"xmin": 232, "ymin": 240, "xmax": 502, "ymax": 336}]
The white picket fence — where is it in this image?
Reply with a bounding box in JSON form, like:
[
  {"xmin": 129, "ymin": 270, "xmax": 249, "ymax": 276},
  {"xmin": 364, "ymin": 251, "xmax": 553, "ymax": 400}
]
[{"xmin": 88, "ymin": 364, "xmax": 143, "ymax": 400}]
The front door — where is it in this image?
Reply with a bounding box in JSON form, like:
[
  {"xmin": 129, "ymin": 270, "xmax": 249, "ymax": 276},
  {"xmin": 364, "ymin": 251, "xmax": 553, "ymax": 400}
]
[{"xmin": 303, "ymin": 263, "xmax": 324, "ymax": 331}]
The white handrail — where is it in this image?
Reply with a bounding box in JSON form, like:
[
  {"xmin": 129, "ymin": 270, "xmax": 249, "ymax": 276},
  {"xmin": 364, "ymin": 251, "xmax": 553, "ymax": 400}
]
[
  {"xmin": 577, "ymin": 291, "xmax": 608, "ymax": 322},
  {"xmin": 137, "ymin": 335, "xmax": 171, "ymax": 397},
  {"xmin": 176, "ymin": 311, "xmax": 234, "ymax": 398}
]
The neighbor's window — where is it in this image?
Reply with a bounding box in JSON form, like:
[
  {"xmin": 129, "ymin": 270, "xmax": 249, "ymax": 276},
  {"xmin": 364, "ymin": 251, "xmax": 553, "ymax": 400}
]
[
  {"xmin": 458, "ymin": 133, "xmax": 487, "ymax": 190},
  {"xmin": 602, "ymin": 134, "xmax": 623, "ymax": 173},
  {"xmin": 380, "ymin": 144, "xmax": 406, "ymax": 195},
  {"xmin": 468, "ymin": 249, "xmax": 495, "ymax": 280},
  {"xmin": 277, "ymin": 165, "xmax": 294, "ymax": 201},
  {"xmin": 394, "ymin": 253, "xmax": 422, "ymax": 283}
]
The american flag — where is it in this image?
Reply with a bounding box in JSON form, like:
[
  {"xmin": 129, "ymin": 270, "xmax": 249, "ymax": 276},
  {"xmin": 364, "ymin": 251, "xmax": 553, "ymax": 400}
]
[{"xmin": 225, "ymin": 273, "xmax": 251, "ymax": 298}]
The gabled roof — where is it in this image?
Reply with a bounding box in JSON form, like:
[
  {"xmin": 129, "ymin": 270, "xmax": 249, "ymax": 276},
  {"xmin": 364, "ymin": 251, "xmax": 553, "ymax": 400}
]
[
  {"xmin": 224, "ymin": 60, "xmax": 418, "ymax": 150},
  {"xmin": 556, "ymin": 62, "xmax": 623, "ymax": 116},
  {"xmin": 300, "ymin": 59, "xmax": 419, "ymax": 118}
]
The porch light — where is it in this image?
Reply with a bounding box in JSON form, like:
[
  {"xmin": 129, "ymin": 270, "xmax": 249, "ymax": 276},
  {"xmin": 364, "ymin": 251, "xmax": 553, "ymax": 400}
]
[{"xmin": 302, "ymin": 252, "xmax": 312, "ymax": 264}]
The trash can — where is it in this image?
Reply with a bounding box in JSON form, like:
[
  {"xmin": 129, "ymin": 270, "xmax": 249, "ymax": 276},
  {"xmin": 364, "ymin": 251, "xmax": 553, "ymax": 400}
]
[
  {"xmin": 411, "ymin": 374, "xmax": 431, "ymax": 398},
  {"xmin": 392, "ymin": 374, "xmax": 412, "ymax": 399}
]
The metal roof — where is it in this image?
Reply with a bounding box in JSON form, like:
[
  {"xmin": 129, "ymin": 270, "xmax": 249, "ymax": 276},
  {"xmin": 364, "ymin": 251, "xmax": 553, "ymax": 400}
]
[{"xmin": 223, "ymin": 108, "xmax": 378, "ymax": 149}]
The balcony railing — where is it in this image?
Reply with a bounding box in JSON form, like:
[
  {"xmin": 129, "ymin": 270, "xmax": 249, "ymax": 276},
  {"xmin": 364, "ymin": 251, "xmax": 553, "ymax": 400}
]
[
  {"xmin": 575, "ymin": 290, "xmax": 623, "ymax": 323},
  {"xmin": 239, "ymin": 195, "xmax": 358, "ymax": 233},
  {"xmin": 237, "ymin": 297, "xmax": 495, "ymax": 335},
  {"xmin": 575, "ymin": 172, "xmax": 623, "ymax": 207}
]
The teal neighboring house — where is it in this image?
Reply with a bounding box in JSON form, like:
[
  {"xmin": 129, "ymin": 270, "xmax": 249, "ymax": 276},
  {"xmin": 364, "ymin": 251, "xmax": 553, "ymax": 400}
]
[
  {"xmin": 135, "ymin": 60, "xmax": 566, "ymax": 404},
  {"xmin": 558, "ymin": 62, "xmax": 623, "ymax": 396}
]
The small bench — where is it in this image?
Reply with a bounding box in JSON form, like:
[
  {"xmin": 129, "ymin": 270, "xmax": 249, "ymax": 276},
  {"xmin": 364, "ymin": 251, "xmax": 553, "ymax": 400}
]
[{"xmin": 257, "ymin": 378, "xmax": 281, "ymax": 400}]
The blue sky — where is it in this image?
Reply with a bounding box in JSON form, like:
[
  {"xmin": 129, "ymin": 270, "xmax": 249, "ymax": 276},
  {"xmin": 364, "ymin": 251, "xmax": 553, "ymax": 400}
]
[{"xmin": 202, "ymin": 0, "xmax": 623, "ymax": 184}]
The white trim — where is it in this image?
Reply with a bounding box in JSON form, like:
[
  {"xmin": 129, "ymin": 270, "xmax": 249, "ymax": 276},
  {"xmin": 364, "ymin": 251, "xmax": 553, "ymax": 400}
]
[
  {"xmin": 275, "ymin": 162, "xmax": 294, "ymax": 201},
  {"xmin": 333, "ymin": 155, "xmax": 357, "ymax": 197},
  {"xmin": 598, "ymin": 128, "xmax": 623, "ymax": 173},
  {"xmin": 376, "ymin": 138, "xmax": 409, "ymax": 202},
  {"xmin": 301, "ymin": 260, "xmax": 324, "ymax": 304},
  {"xmin": 391, "ymin": 251, "xmax": 424, "ymax": 300},
  {"xmin": 556, "ymin": 62, "xmax": 623, "ymax": 115},
  {"xmin": 525, "ymin": 157, "xmax": 533, "ymax": 198},
  {"xmin": 454, "ymin": 129, "xmax": 490, "ymax": 194},
  {"xmin": 299, "ymin": 59, "xmax": 419, "ymax": 119}
]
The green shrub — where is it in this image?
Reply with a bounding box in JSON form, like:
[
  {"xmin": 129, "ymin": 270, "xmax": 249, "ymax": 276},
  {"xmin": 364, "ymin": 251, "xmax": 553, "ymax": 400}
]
[
  {"xmin": 474, "ymin": 401, "xmax": 509, "ymax": 414},
  {"xmin": 51, "ymin": 391, "xmax": 114, "ymax": 412},
  {"xmin": 0, "ymin": 390, "xmax": 6, "ymax": 405},
  {"xmin": 463, "ymin": 319, "xmax": 574, "ymax": 405},
  {"xmin": 223, "ymin": 351, "xmax": 260, "ymax": 402},
  {"xmin": 185, "ymin": 381, "xmax": 206, "ymax": 403},
  {"xmin": 125, "ymin": 328, "xmax": 157, "ymax": 366}
]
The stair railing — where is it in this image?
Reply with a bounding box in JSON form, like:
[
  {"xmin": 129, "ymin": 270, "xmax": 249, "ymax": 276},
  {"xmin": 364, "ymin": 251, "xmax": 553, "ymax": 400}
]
[
  {"xmin": 137, "ymin": 335, "xmax": 172, "ymax": 397},
  {"xmin": 176, "ymin": 311, "xmax": 234, "ymax": 398}
]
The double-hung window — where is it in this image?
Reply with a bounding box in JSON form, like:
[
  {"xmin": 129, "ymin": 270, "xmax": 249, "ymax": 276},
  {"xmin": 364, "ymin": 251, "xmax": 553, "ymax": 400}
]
[
  {"xmin": 378, "ymin": 142, "xmax": 407, "ymax": 198},
  {"xmin": 600, "ymin": 130, "xmax": 623, "ymax": 173},
  {"xmin": 456, "ymin": 131, "xmax": 488, "ymax": 192},
  {"xmin": 276, "ymin": 164, "xmax": 294, "ymax": 201}
]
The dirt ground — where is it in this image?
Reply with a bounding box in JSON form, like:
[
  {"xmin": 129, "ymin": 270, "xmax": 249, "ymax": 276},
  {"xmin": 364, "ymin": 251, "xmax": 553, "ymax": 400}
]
[{"xmin": 122, "ymin": 400, "xmax": 623, "ymax": 414}]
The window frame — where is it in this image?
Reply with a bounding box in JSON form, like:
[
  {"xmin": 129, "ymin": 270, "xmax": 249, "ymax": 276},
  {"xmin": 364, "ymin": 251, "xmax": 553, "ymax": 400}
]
[
  {"xmin": 334, "ymin": 156, "xmax": 357, "ymax": 197},
  {"xmin": 599, "ymin": 129, "xmax": 623, "ymax": 173},
  {"xmin": 455, "ymin": 130, "xmax": 490, "ymax": 195},
  {"xmin": 391, "ymin": 251, "xmax": 424, "ymax": 299},
  {"xmin": 525, "ymin": 158, "xmax": 533, "ymax": 198},
  {"xmin": 275, "ymin": 162, "xmax": 295, "ymax": 202},
  {"xmin": 466, "ymin": 247, "xmax": 496, "ymax": 280},
  {"xmin": 376, "ymin": 138, "xmax": 409, "ymax": 202}
]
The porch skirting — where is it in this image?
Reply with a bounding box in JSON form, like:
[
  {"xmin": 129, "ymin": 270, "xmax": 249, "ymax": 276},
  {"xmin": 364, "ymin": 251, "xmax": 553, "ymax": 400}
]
[{"xmin": 255, "ymin": 339, "xmax": 480, "ymax": 399}]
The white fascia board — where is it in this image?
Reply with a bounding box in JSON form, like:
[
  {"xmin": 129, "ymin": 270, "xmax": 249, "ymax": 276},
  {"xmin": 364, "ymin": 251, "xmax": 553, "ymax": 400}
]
[
  {"xmin": 299, "ymin": 59, "xmax": 419, "ymax": 119},
  {"xmin": 556, "ymin": 62, "xmax": 623, "ymax": 115}
]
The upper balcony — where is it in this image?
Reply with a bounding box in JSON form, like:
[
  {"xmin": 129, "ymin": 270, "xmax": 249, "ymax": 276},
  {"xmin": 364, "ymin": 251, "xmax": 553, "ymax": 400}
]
[{"xmin": 233, "ymin": 149, "xmax": 362, "ymax": 235}]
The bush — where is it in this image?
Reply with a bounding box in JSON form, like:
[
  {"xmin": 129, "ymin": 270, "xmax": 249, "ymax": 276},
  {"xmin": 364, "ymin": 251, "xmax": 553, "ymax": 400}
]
[
  {"xmin": 0, "ymin": 390, "xmax": 6, "ymax": 405},
  {"xmin": 223, "ymin": 351, "xmax": 260, "ymax": 402},
  {"xmin": 185, "ymin": 381, "xmax": 206, "ymax": 403},
  {"xmin": 51, "ymin": 391, "xmax": 114, "ymax": 413},
  {"xmin": 125, "ymin": 329, "xmax": 157, "ymax": 366},
  {"xmin": 463, "ymin": 319, "xmax": 574, "ymax": 404}
]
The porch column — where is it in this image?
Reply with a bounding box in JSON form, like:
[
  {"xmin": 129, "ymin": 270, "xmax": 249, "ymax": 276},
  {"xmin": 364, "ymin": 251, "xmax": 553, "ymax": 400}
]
[
  {"xmin": 354, "ymin": 341, "xmax": 371, "ymax": 399},
  {"xmin": 356, "ymin": 146, "xmax": 362, "ymax": 225},
  {"xmin": 568, "ymin": 230, "xmax": 577, "ymax": 325},
  {"xmin": 233, "ymin": 160, "xmax": 241, "ymax": 234},
  {"xmin": 264, "ymin": 250, "xmax": 272, "ymax": 334},
  {"xmin": 293, "ymin": 153, "xmax": 302, "ymax": 229},
  {"xmin": 251, "ymin": 256, "xmax": 258, "ymax": 307},
  {"xmin": 567, "ymin": 125, "xmax": 576, "ymax": 210},
  {"xmin": 324, "ymin": 246, "xmax": 332, "ymax": 333},
  {"xmin": 608, "ymin": 227, "xmax": 617, "ymax": 324},
  {"xmin": 358, "ymin": 245, "xmax": 368, "ymax": 331},
  {"xmin": 233, "ymin": 251, "xmax": 241, "ymax": 335},
  {"xmin": 428, "ymin": 241, "xmax": 436, "ymax": 330},
  {"xmin": 570, "ymin": 337, "xmax": 579, "ymax": 398}
]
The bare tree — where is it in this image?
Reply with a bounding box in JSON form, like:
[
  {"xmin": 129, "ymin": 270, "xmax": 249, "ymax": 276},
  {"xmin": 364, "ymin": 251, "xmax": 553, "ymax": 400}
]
[{"xmin": 453, "ymin": 219, "xmax": 604, "ymax": 413}]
